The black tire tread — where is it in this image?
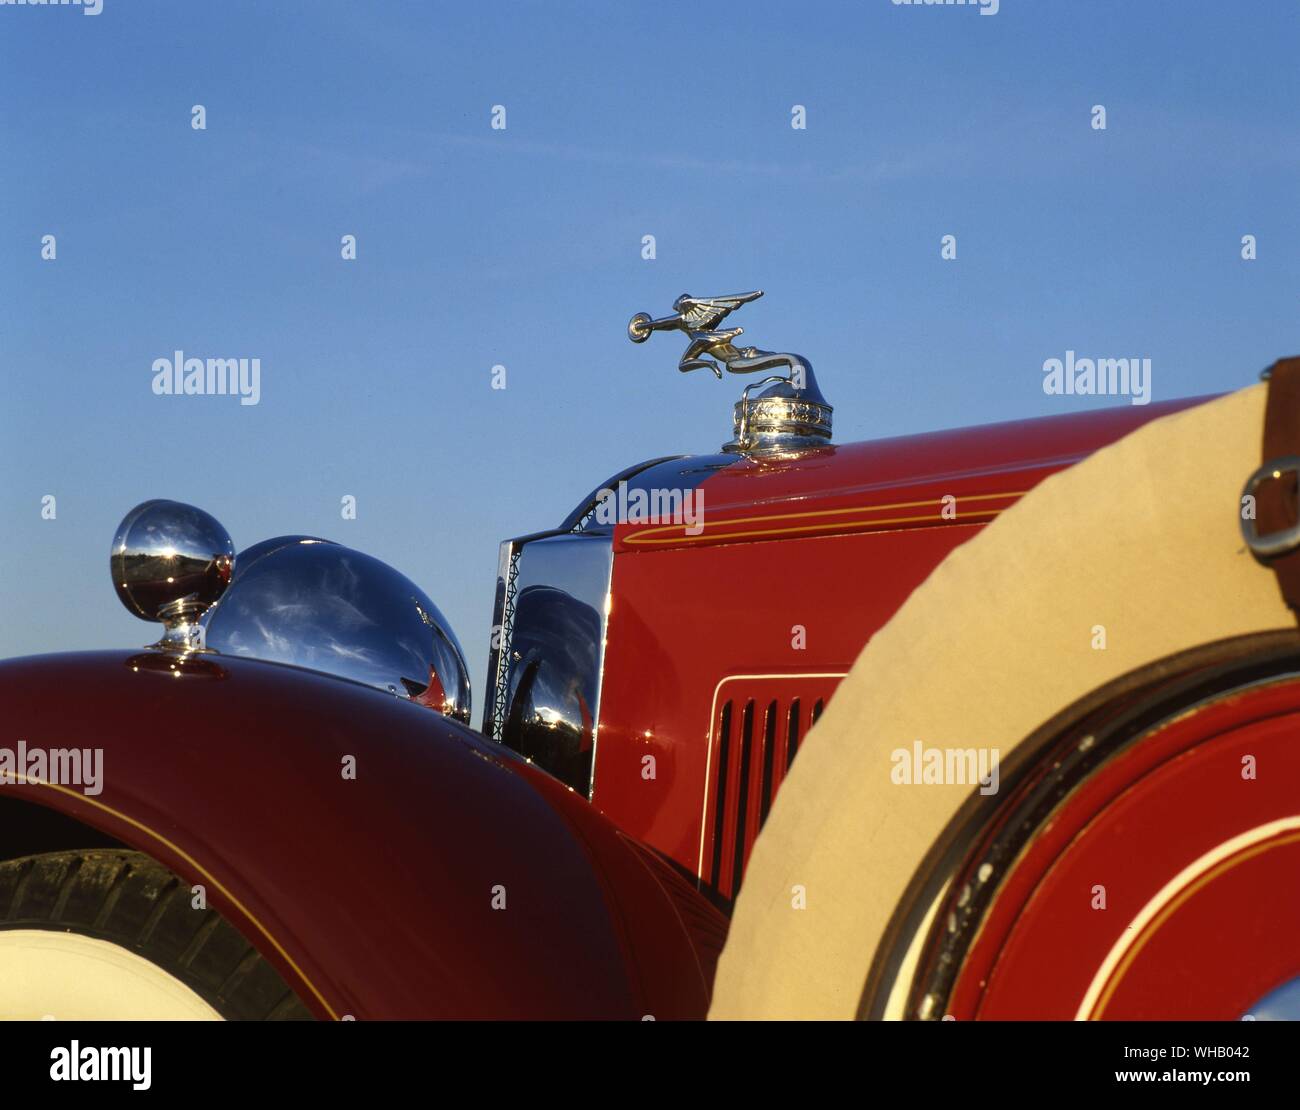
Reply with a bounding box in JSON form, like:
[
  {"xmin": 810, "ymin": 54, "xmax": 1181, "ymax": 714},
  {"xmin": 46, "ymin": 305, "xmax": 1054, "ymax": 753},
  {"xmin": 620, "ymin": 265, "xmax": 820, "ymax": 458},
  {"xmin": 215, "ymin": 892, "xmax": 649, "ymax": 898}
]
[{"xmin": 0, "ymin": 848, "xmax": 313, "ymax": 1020}]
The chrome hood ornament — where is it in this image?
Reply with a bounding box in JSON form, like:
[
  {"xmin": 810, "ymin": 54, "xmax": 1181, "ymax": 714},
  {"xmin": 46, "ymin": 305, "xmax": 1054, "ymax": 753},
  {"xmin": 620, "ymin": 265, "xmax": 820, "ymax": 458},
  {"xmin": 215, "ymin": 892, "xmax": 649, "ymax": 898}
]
[{"xmin": 627, "ymin": 290, "xmax": 833, "ymax": 455}]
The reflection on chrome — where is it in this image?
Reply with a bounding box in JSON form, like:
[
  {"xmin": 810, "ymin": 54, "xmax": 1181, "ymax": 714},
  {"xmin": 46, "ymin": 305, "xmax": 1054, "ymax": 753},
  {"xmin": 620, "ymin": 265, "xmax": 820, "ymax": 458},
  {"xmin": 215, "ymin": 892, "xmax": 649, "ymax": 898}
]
[
  {"xmin": 485, "ymin": 532, "xmax": 614, "ymax": 796},
  {"xmin": 110, "ymin": 500, "xmax": 235, "ymax": 652},
  {"xmin": 202, "ymin": 538, "xmax": 471, "ymax": 723},
  {"xmin": 501, "ymin": 584, "xmax": 603, "ymax": 794}
]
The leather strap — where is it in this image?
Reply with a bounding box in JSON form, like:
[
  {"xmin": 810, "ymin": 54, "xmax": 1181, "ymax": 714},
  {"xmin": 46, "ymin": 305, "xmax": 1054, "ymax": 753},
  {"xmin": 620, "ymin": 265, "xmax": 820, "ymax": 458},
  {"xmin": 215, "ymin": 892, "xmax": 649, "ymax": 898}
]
[{"xmin": 1258, "ymin": 356, "xmax": 1300, "ymax": 617}]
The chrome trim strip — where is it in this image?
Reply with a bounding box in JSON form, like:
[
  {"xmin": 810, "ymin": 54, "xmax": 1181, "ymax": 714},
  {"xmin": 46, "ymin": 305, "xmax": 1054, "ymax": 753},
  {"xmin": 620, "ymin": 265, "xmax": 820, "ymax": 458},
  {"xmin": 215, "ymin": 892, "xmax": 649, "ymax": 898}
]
[
  {"xmin": 483, "ymin": 540, "xmax": 519, "ymax": 740},
  {"xmin": 586, "ymin": 553, "xmax": 615, "ymax": 800}
]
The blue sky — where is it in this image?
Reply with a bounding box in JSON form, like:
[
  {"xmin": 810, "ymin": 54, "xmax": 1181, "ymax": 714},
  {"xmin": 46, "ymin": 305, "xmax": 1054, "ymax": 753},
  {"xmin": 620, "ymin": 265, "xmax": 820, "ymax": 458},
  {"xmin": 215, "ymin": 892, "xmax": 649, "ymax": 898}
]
[{"xmin": 2, "ymin": 0, "xmax": 1298, "ymax": 703}]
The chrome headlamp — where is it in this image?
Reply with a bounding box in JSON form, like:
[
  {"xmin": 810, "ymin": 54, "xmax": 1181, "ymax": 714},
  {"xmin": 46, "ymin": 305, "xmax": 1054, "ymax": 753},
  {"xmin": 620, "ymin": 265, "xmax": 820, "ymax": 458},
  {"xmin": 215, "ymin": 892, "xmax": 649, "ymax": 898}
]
[
  {"xmin": 203, "ymin": 537, "xmax": 471, "ymax": 723},
  {"xmin": 110, "ymin": 502, "xmax": 471, "ymax": 724}
]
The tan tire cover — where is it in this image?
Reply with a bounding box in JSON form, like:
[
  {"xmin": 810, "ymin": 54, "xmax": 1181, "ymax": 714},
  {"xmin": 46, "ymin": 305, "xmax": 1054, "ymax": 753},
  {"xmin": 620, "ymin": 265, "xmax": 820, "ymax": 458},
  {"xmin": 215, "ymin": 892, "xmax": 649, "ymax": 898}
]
[{"xmin": 709, "ymin": 384, "xmax": 1290, "ymax": 1020}]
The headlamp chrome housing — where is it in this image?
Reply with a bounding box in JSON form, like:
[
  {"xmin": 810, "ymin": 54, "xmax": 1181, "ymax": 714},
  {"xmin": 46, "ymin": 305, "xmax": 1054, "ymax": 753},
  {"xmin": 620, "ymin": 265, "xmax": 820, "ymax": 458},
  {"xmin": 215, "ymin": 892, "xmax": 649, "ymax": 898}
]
[{"xmin": 202, "ymin": 537, "xmax": 471, "ymax": 723}]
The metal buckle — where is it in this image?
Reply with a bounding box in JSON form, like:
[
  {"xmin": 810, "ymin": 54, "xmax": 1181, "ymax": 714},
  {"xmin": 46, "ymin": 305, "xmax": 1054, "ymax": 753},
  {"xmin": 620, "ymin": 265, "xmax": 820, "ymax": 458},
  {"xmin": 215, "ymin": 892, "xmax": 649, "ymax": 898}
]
[{"xmin": 1241, "ymin": 455, "xmax": 1300, "ymax": 560}]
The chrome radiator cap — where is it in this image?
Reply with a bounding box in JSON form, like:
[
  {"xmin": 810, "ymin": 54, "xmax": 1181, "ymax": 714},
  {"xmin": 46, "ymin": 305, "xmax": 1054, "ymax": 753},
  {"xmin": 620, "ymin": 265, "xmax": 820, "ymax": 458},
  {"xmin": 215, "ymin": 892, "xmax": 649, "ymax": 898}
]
[{"xmin": 723, "ymin": 362, "xmax": 832, "ymax": 455}]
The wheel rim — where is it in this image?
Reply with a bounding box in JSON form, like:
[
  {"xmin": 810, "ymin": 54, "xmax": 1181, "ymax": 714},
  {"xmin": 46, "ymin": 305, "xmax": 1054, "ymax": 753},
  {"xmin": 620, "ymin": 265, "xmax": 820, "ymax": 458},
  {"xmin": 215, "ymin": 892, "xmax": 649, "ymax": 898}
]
[
  {"xmin": 864, "ymin": 636, "xmax": 1300, "ymax": 1020},
  {"xmin": 952, "ymin": 674, "xmax": 1300, "ymax": 1019}
]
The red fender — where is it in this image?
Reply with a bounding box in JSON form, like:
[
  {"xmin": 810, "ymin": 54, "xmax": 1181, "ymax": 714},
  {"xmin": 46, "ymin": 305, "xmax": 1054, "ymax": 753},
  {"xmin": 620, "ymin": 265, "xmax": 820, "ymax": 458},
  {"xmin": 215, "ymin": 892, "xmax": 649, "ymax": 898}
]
[{"xmin": 0, "ymin": 651, "xmax": 725, "ymax": 1019}]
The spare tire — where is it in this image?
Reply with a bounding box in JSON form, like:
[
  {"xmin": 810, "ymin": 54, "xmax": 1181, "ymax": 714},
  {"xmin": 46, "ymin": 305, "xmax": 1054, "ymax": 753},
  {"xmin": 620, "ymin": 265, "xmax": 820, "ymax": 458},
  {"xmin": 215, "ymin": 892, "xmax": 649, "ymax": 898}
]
[{"xmin": 711, "ymin": 384, "xmax": 1296, "ymax": 1019}]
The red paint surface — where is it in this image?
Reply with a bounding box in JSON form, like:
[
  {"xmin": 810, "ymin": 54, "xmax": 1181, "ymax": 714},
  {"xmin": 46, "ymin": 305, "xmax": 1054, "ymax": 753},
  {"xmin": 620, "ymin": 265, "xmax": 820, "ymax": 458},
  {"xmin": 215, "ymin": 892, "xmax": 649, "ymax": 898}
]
[
  {"xmin": 596, "ymin": 398, "xmax": 1208, "ymax": 895},
  {"xmin": 956, "ymin": 679, "xmax": 1300, "ymax": 1020},
  {"xmin": 616, "ymin": 398, "xmax": 1207, "ymax": 553},
  {"xmin": 0, "ymin": 651, "xmax": 725, "ymax": 1020}
]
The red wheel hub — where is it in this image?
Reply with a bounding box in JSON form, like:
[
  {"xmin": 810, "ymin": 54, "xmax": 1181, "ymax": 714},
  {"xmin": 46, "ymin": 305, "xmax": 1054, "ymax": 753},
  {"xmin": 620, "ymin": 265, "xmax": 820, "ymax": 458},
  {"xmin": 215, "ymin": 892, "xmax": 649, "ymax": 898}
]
[{"xmin": 948, "ymin": 677, "xmax": 1300, "ymax": 1020}]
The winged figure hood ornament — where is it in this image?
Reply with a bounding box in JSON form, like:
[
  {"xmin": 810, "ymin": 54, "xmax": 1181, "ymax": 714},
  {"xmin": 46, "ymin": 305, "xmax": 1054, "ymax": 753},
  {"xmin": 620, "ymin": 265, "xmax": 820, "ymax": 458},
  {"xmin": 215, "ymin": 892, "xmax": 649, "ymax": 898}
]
[
  {"xmin": 627, "ymin": 290, "xmax": 833, "ymax": 455},
  {"xmin": 629, "ymin": 290, "xmax": 771, "ymax": 378}
]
